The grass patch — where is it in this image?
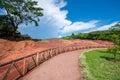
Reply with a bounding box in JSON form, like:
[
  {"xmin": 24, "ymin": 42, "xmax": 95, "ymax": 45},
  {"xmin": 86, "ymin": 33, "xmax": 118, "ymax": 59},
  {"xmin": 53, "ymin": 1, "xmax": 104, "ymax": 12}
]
[{"xmin": 80, "ymin": 49, "xmax": 120, "ymax": 80}]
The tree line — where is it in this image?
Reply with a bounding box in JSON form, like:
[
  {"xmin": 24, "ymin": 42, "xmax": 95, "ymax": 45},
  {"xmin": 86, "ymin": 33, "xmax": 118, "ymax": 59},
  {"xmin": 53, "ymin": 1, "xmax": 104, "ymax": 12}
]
[{"xmin": 63, "ymin": 22, "xmax": 120, "ymax": 42}]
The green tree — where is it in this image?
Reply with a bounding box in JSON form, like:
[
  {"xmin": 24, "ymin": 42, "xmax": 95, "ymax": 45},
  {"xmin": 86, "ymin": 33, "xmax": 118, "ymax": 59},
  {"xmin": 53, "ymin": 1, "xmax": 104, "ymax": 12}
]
[
  {"xmin": 0, "ymin": 24, "xmax": 14, "ymax": 37},
  {"xmin": 71, "ymin": 33, "xmax": 75, "ymax": 39},
  {"xmin": 0, "ymin": 15, "xmax": 15, "ymax": 37},
  {"xmin": 108, "ymin": 22, "xmax": 120, "ymax": 60},
  {"xmin": 110, "ymin": 22, "xmax": 120, "ymax": 45},
  {"xmin": 110, "ymin": 34, "xmax": 120, "ymax": 59},
  {"xmin": 0, "ymin": 0, "xmax": 43, "ymax": 36}
]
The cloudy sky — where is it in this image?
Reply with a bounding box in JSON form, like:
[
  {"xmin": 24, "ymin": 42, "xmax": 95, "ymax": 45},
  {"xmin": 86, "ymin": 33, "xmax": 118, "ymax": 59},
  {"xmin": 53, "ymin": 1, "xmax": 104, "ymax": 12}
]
[{"xmin": 18, "ymin": 0, "xmax": 120, "ymax": 39}]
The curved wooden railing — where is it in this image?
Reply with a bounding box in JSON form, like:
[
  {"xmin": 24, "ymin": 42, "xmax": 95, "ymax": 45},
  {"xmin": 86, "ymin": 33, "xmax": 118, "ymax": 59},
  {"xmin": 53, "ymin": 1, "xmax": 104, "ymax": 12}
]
[{"xmin": 0, "ymin": 44, "xmax": 114, "ymax": 80}]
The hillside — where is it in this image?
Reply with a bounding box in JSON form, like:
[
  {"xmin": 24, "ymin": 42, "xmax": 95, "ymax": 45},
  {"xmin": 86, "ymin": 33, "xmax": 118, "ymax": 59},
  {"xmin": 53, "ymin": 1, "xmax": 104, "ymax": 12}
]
[{"xmin": 0, "ymin": 39, "xmax": 113, "ymax": 64}]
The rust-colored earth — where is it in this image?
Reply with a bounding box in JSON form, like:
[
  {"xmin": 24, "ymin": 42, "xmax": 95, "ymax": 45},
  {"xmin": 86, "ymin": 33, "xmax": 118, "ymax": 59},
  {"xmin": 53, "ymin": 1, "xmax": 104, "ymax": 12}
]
[{"xmin": 0, "ymin": 38, "xmax": 113, "ymax": 64}]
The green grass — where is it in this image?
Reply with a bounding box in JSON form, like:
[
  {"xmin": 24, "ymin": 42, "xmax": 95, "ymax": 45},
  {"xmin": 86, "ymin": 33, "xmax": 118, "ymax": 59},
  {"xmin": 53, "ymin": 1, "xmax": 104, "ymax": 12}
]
[{"xmin": 80, "ymin": 49, "xmax": 120, "ymax": 80}]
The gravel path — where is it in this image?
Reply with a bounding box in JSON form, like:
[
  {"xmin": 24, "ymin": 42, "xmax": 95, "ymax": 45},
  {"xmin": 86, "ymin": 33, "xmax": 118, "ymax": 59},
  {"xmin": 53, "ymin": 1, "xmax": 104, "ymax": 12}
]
[{"xmin": 22, "ymin": 50, "xmax": 86, "ymax": 80}]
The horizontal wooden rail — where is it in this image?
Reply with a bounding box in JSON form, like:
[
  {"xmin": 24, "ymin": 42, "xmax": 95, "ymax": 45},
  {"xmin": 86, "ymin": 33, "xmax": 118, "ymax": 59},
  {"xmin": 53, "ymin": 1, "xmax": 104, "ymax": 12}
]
[{"xmin": 0, "ymin": 44, "xmax": 114, "ymax": 80}]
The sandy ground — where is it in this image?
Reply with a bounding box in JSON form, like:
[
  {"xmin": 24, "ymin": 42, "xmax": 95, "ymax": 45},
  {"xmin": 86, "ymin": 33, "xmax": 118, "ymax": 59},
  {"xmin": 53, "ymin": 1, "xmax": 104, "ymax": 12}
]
[{"xmin": 22, "ymin": 50, "xmax": 86, "ymax": 80}]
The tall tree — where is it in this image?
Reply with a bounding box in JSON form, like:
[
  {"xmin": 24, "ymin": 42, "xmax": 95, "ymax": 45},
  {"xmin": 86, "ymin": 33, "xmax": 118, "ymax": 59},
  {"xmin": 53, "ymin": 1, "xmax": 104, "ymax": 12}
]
[
  {"xmin": 108, "ymin": 22, "xmax": 120, "ymax": 59},
  {"xmin": 0, "ymin": 0, "xmax": 43, "ymax": 36}
]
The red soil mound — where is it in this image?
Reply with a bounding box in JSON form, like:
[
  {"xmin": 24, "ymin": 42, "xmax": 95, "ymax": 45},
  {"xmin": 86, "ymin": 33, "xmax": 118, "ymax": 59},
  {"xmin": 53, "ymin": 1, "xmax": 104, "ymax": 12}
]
[{"xmin": 0, "ymin": 39, "xmax": 114, "ymax": 64}]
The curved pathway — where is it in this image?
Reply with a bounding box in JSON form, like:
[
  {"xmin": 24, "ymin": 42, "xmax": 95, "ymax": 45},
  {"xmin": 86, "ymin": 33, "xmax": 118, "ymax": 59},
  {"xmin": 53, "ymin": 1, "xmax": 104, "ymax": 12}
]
[{"xmin": 22, "ymin": 49, "xmax": 91, "ymax": 80}]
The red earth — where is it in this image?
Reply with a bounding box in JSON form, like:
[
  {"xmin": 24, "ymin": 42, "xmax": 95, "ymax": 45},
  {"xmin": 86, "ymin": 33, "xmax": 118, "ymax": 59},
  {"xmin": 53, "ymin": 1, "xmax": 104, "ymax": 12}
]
[{"xmin": 0, "ymin": 38, "xmax": 113, "ymax": 64}]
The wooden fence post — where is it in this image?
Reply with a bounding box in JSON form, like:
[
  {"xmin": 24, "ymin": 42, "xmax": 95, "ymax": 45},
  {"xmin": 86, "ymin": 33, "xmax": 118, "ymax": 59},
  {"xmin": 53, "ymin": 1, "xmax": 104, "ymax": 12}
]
[
  {"xmin": 23, "ymin": 58, "xmax": 26, "ymax": 75},
  {"xmin": 36, "ymin": 52, "xmax": 39, "ymax": 66}
]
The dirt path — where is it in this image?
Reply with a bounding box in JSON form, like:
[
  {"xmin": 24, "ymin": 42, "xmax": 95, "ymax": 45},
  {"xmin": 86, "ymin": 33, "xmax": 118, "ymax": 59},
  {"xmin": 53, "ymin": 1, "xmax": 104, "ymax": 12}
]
[{"xmin": 22, "ymin": 50, "xmax": 88, "ymax": 80}]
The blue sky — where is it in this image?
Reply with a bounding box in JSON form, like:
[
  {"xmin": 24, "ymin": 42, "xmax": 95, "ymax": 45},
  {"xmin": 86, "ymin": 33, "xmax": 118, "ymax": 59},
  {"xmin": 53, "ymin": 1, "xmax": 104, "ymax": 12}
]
[
  {"xmin": 1, "ymin": 0, "xmax": 120, "ymax": 39},
  {"xmin": 63, "ymin": 0, "xmax": 120, "ymax": 22}
]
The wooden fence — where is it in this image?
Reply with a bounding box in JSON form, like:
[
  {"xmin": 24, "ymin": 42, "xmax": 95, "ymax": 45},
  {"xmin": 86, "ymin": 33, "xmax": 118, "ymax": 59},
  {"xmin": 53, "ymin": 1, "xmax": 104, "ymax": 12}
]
[{"xmin": 0, "ymin": 44, "xmax": 114, "ymax": 80}]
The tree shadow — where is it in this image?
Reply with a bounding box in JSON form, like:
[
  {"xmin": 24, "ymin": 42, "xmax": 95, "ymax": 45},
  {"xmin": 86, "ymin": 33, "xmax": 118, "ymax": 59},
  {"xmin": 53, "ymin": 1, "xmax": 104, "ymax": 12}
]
[
  {"xmin": 100, "ymin": 56, "xmax": 120, "ymax": 62},
  {"xmin": 96, "ymin": 50, "xmax": 120, "ymax": 62}
]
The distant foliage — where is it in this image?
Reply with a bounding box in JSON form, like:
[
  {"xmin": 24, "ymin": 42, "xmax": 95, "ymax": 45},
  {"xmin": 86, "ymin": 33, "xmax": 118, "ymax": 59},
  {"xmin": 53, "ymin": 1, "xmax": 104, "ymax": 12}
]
[
  {"xmin": 21, "ymin": 34, "xmax": 31, "ymax": 39},
  {"xmin": 0, "ymin": 24, "xmax": 18, "ymax": 38},
  {"xmin": 63, "ymin": 22, "xmax": 120, "ymax": 42}
]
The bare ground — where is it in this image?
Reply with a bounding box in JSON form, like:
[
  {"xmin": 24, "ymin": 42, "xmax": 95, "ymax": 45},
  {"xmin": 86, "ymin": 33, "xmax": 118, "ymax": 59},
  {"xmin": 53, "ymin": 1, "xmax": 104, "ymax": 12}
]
[
  {"xmin": 22, "ymin": 50, "xmax": 87, "ymax": 80},
  {"xmin": 0, "ymin": 38, "xmax": 113, "ymax": 63}
]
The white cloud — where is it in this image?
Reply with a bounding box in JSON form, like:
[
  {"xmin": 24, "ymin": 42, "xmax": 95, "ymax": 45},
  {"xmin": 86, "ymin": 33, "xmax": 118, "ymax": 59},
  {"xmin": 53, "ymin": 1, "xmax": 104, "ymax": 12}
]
[
  {"xmin": 57, "ymin": 35, "xmax": 62, "ymax": 38},
  {"xmin": 83, "ymin": 21, "xmax": 118, "ymax": 33},
  {"xmin": 21, "ymin": 0, "xmax": 71, "ymax": 39},
  {"xmin": 95, "ymin": 22, "xmax": 117, "ymax": 31},
  {"xmin": 35, "ymin": 0, "xmax": 71, "ymax": 27},
  {"xmin": 60, "ymin": 20, "xmax": 99, "ymax": 33}
]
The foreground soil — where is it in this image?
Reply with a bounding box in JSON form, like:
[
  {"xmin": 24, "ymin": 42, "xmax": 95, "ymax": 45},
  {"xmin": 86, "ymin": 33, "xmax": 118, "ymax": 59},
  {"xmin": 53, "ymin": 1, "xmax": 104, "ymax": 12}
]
[
  {"xmin": 22, "ymin": 50, "xmax": 85, "ymax": 80},
  {"xmin": 0, "ymin": 38, "xmax": 113, "ymax": 64}
]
